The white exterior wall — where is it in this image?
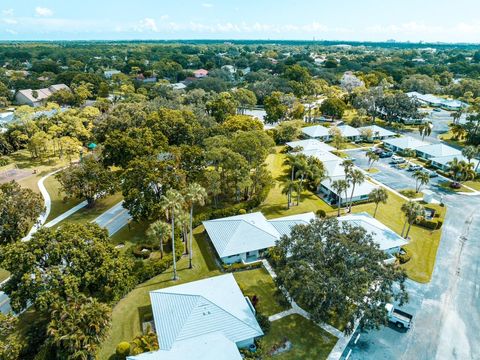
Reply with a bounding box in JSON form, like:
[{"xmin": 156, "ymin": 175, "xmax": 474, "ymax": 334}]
[
  {"xmin": 15, "ymin": 92, "xmax": 35, "ymax": 107},
  {"xmin": 221, "ymin": 254, "xmax": 245, "ymax": 264},
  {"xmin": 236, "ymin": 337, "xmax": 255, "ymax": 349}
]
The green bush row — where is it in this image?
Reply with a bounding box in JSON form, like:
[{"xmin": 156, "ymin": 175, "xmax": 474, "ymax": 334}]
[
  {"xmin": 222, "ymin": 261, "xmax": 263, "ymax": 273},
  {"xmin": 417, "ymin": 218, "xmax": 443, "ymax": 230}
]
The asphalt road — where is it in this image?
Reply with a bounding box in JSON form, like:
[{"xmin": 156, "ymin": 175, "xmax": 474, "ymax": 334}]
[{"xmin": 343, "ymin": 148, "xmax": 480, "ymax": 360}]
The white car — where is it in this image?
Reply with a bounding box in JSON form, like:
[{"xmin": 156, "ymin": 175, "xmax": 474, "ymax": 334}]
[{"xmin": 391, "ymin": 155, "xmax": 406, "ymax": 164}]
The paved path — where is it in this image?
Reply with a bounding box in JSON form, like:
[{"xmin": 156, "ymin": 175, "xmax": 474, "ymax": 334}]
[{"xmin": 92, "ymin": 200, "xmax": 132, "ymax": 236}]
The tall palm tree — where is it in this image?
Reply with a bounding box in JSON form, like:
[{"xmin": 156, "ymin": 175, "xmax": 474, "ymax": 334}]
[
  {"xmin": 331, "ymin": 179, "xmax": 348, "ymax": 217},
  {"xmin": 283, "ymin": 153, "xmax": 305, "ymax": 206},
  {"xmin": 146, "ymin": 220, "xmax": 170, "ymax": 259},
  {"xmin": 176, "ymin": 210, "xmax": 190, "ymax": 255},
  {"xmin": 401, "ymin": 201, "xmax": 424, "ymax": 239},
  {"xmin": 160, "ymin": 189, "xmax": 185, "ymax": 280},
  {"xmin": 413, "ymin": 170, "xmax": 430, "ymax": 193},
  {"xmin": 450, "ymin": 123, "xmax": 466, "ymax": 140},
  {"xmin": 460, "ymin": 161, "xmax": 476, "ymax": 181},
  {"xmin": 184, "ymin": 183, "xmax": 207, "ymax": 269},
  {"xmin": 447, "ymin": 157, "xmax": 463, "ymax": 181},
  {"xmin": 281, "ymin": 180, "xmax": 296, "ymax": 209},
  {"xmin": 452, "ymin": 109, "xmax": 464, "ymax": 124},
  {"xmin": 419, "ymin": 122, "xmax": 433, "ymax": 141},
  {"xmin": 368, "ymin": 187, "xmax": 388, "ymax": 218},
  {"xmin": 462, "ymin": 145, "xmax": 478, "ymax": 164},
  {"xmin": 366, "ymin": 151, "xmax": 379, "ymax": 170},
  {"xmin": 347, "ymin": 169, "xmax": 365, "ymax": 212}
]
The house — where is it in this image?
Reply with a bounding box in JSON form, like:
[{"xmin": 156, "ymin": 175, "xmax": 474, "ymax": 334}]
[
  {"xmin": 333, "ymin": 125, "xmax": 361, "ymax": 141},
  {"xmin": 203, "ymin": 212, "xmax": 314, "ymax": 264},
  {"xmin": 104, "ymin": 69, "xmax": 121, "ymax": 79},
  {"xmin": 406, "ymin": 91, "xmax": 467, "ymax": 111},
  {"xmin": 383, "ymin": 136, "xmax": 429, "ymax": 153},
  {"xmin": 193, "ymin": 69, "xmax": 209, "ymax": 78},
  {"xmin": 269, "ymin": 212, "xmax": 315, "ymax": 237},
  {"xmin": 302, "ymin": 125, "xmax": 330, "ymax": 141},
  {"xmin": 127, "ymin": 274, "xmax": 262, "ymax": 360},
  {"xmin": 430, "ymin": 155, "xmax": 480, "ymax": 173},
  {"xmin": 15, "ymin": 84, "xmax": 70, "ymax": 107},
  {"xmin": 415, "ymin": 143, "xmax": 461, "ymax": 160},
  {"xmin": 300, "ymin": 149, "xmax": 343, "ymax": 163},
  {"xmin": 337, "ymin": 212, "xmax": 408, "ymax": 263},
  {"xmin": 285, "ymin": 139, "xmax": 335, "ymax": 153},
  {"xmin": 221, "ymin": 65, "xmax": 236, "ymax": 74},
  {"xmin": 358, "ymin": 125, "xmax": 396, "ymax": 141},
  {"xmin": 170, "ymin": 82, "xmax": 187, "ymax": 91}
]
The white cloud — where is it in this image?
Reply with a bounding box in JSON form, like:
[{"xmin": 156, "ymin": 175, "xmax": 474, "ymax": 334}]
[
  {"xmin": 35, "ymin": 7, "xmax": 53, "ymax": 17},
  {"xmin": 202, "ymin": 3, "xmax": 213, "ymax": 8},
  {"xmin": 135, "ymin": 18, "xmax": 158, "ymax": 32},
  {"xmin": 5, "ymin": 29, "xmax": 17, "ymax": 34},
  {"xmin": 2, "ymin": 9, "xmax": 14, "ymax": 17},
  {"xmin": 2, "ymin": 18, "xmax": 17, "ymax": 24}
]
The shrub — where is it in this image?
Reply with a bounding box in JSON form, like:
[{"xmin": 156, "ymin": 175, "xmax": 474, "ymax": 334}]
[
  {"xmin": 256, "ymin": 312, "xmax": 271, "ymax": 334},
  {"xmin": 396, "ymin": 247, "xmax": 412, "ymax": 264},
  {"xmin": 436, "ymin": 220, "xmax": 443, "ymax": 229},
  {"xmin": 222, "ymin": 261, "xmax": 263, "ymax": 272},
  {"xmin": 316, "ymin": 209, "xmax": 326, "ymax": 218},
  {"xmin": 417, "ymin": 219, "xmax": 439, "ymax": 230},
  {"xmin": 116, "ymin": 342, "xmax": 131, "ymax": 357},
  {"xmin": 0, "ymin": 157, "xmax": 10, "ymax": 167},
  {"xmin": 238, "ymin": 208, "xmax": 247, "ymax": 214}
]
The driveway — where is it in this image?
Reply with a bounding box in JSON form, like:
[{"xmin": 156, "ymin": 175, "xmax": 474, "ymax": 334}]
[{"xmin": 344, "ymin": 193, "xmax": 480, "ymax": 360}]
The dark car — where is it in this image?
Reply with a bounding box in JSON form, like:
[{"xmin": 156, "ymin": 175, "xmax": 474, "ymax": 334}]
[
  {"xmin": 379, "ymin": 150, "xmax": 393, "ymax": 158},
  {"xmin": 423, "ymin": 169, "xmax": 438, "ymax": 178},
  {"xmin": 450, "ymin": 181, "xmax": 462, "ymax": 189}
]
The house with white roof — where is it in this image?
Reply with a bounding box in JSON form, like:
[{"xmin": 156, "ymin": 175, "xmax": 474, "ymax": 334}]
[
  {"xmin": 406, "ymin": 91, "xmax": 467, "ymax": 111},
  {"xmin": 430, "ymin": 155, "xmax": 480, "ymax": 173},
  {"xmin": 269, "ymin": 212, "xmax": 316, "ymax": 237},
  {"xmin": 300, "ymin": 149, "xmax": 343, "ymax": 163},
  {"xmin": 383, "ymin": 136, "xmax": 429, "ymax": 153},
  {"xmin": 302, "ymin": 125, "xmax": 330, "ymax": 141},
  {"xmin": 338, "ymin": 212, "xmax": 408, "ymax": 263},
  {"xmin": 15, "ymin": 84, "xmax": 70, "ymax": 107},
  {"xmin": 415, "ymin": 143, "xmax": 461, "ymax": 160},
  {"xmin": 103, "ymin": 69, "xmax": 121, "ymax": 79},
  {"xmin": 203, "ymin": 212, "xmax": 314, "ymax": 264},
  {"xmin": 358, "ymin": 125, "xmax": 396, "ymax": 141},
  {"xmin": 332, "ymin": 125, "xmax": 361, "ymax": 141},
  {"xmin": 127, "ymin": 274, "xmax": 262, "ymax": 360},
  {"xmin": 286, "ymin": 139, "xmax": 335, "ymax": 153}
]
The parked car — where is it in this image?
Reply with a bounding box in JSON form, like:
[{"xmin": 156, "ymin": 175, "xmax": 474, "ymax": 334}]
[
  {"xmin": 450, "ymin": 181, "xmax": 462, "ymax": 189},
  {"xmin": 422, "ymin": 169, "xmax": 438, "ymax": 178},
  {"xmin": 407, "ymin": 163, "xmax": 422, "ymax": 171},
  {"xmin": 386, "ymin": 303, "xmax": 413, "ymax": 329},
  {"xmin": 379, "ymin": 150, "xmax": 393, "ymax": 158},
  {"xmin": 391, "ymin": 155, "xmax": 406, "ymax": 164},
  {"xmin": 433, "ymin": 108, "xmax": 442, "ymax": 112}
]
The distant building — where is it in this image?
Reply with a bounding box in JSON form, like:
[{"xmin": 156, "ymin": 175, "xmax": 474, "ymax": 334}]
[
  {"xmin": 406, "ymin": 91, "xmax": 467, "ymax": 111},
  {"xmin": 104, "ymin": 69, "xmax": 121, "ymax": 79},
  {"xmin": 15, "ymin": 84, "xmax": 70, "ymax": 107},
  {"xmin": 193, "ymin": 69, "xmax": 209, "ymax": 78}
]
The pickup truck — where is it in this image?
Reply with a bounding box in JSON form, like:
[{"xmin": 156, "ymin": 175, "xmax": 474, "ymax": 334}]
[
  {"xmin": 407, "ymin": 163, "xmax": 422, "ymax": 171},
  {"xmin": 386, "ymin": 303, "xmax": 413, "ymax": 329}
]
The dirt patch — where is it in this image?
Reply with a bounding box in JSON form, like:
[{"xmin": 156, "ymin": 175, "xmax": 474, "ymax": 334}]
[{"xmin": 0, "ymin": 169, "xmax": 33, "ymax": 184}]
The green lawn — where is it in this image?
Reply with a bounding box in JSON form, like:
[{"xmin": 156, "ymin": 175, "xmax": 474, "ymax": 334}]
[
  {"xmin": 59, "ymin": 192, "xmax": 124, "ymax": 226},
  {"xmin": 109, "ymin": 221, "xmax": 150, "ymax": 249},
  {"xmin": 437, "ymin": 180, "xmax": 473, "ymax": 193},
  {"xmin": 0, "ymin": 268, "xmax": 10, "ymax": 283},
  {"xmin": 43, "ymin": 175, "xmax": 84, "ymax": 222},
  {"xmin": 399, "ymin": 189, "xmax": 423, "ymax": 199},
  {"xmin": 258, "ymin": 147, "xmax": 335, "ymax": 218},
  {"xmin": 352, "ymin": 191, "xmax": 446, "ymax": 283},
  {"xmin": 97, "ymin": 226, "xmax": 222, "ymax": 359},
  {"xmin": 463, "ymin": 180, "xmax": 480, "ymax": 191},
  {"xmin": 262, "ymin": 314, "xmax": 338, "ymax": 360},
  {"xmin": 234, "ymin": 268, "xmax": 289, "ymax": 317}
]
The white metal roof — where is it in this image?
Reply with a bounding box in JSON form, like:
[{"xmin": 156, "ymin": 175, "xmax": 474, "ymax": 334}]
[
  {"xmin": 126, "ymin": 332, "xmax": 241, "ymax": 360},
  {"xmin": 338, "ymin": 212, "xmax": 408, "ymax": 251},
  {"xmin": 322, "ymin": 176, "xmax": 378, "ymax": 201},
  {"xmin": 269, "ymin": 212, "xmax": 316, "ymax": 237},
  {"xmin": 302, "ymin": 125, "xmax": 330, "ymax": 138},
  {"xmin": 416, "ymin": 143, "xmax": 461, "ymax": 158},
  {"xmin": 430, "ymin": 155, "xmax": 480, "ymax": 171},
  {"xmin": 358, "ymin": 125, "xmax": 396, "ymax": 138},
  {"xmin": 203, "ymin": 212, "xmax": 279, "ymax": 257},
  {"xmin": 300, "ymin": 149, "xmax": 343, "ymax": 163},
  {"xmin": 383, "ymin": 136, "xmax": 429, "ymax": 150},
  {"xmin": 149, "ymin": 274, "xmax": 263, "ymax": 351},
  {"xmin": 286, "ymin": 139, "xmax": 335, "ymax": 152},
  {"xmin": 334, "ymin": 125, "xmax": 361, "ymax": 138}
]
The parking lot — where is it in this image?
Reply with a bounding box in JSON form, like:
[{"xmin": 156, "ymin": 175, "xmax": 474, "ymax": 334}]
[{"xmin": 348, "ymin": 149, "xmax": 450, "ymax": 197}]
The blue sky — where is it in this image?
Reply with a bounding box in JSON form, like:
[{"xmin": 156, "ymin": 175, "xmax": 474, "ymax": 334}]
[{"xmin": 1, "ymin": 0, "xmax": 480, "ymax": 43}]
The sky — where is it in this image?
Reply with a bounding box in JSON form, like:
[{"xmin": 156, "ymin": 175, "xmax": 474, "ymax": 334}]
[{"xmin": 1, "ymin": 0, "xmax": 480, "ymax": 43}]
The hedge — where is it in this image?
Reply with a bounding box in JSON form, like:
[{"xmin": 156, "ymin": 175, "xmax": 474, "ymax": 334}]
[
  {"xmin": 417, "ymin": 218, "xmax": 443, "ymax": 230},
  {"xmin": 222, "ymin": 261, "xmax": 263, "ymax": 273}
]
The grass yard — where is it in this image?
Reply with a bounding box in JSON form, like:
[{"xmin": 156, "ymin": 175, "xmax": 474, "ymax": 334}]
[
  {"xmin": 439, "ymin": 130, "xmax": 466, "ymax": 148},
  {"xmin": 109, "ymin": 221, "xmax": 150, "ymax": 250},
  {"xmin": 366, "ymin": 167, "xmax": 380, "ymax": 174},
  {"xmin": 352, "ymin": 190, "xmax": 446, "ymax": 283},
  {"xmin": 0, "ymin": 268, "xmax": 10, "ymax": 283},
  {"xmin": 437, "ymin": 180, "xmax": 473, "ymax": 193},
  {"xmin": 43, "ymin": 175, "xmax": 84, "ymax": 222},
  {"xmin": 262, "ymin": 314, "xmax": 338, "ymax": 360},
  {"xmin": 59, "ymin": 192, "xmax": 124, "ymax": 226},
  {"xmin": 97, "ymin": 226, "xmax": 222, "ymax": 359},
  {"xmin": 463, "ymin": 180, "xmax": 480, "ymax": 191},
  {"xmin": 234, "ymin": 268, "xmax": 289, "ymax": 317},
  {"xmin": 259, "ymin": 147, "xmax": 335, "ymax": 218},
  {"xmin": 399, "ymin": 188, "xmax": 423, "ymax": 199}
]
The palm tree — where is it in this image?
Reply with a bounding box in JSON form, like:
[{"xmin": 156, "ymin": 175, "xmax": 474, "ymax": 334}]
[
  {"xmin": 401, "ymin": 201, "xmax": 425, "ymax": 239},
  {"xmin": 462, "ymin": 145, "xmax": 478, "ymax": 164},
  {"xmin": 160, "ymin": 189, "xmax": 185, "ymax": 280},
  {"xmin": 452, "ymin": 109, "xmax": 463, "ymax": 124},
  {"xmin": 450, "ymin": 123, "xmax": 466, "ymax": 140},
  {"xmin": 331, "ymin": 179, "xmax": 348, "ymax": 217},
  {"xmin": 460, "ymin": 161, "xmax": 476, "ymax": 181},
  {"xmin": 419, "ymin": 122, "xmax": 433, "ymax": 141},
  {"xmin": 281, "ymin": 179, "xmax": 296, "ymax": 209},
  {"xmin": 368, "ymin": 187, "xmax": 388, "ymax": 218},
  {"xmin": 176, "ymin": 210, "xmax": 190, "ymax": 255},
  {"xmin": 184, "ymin": 183, "xmax": 207, "ymax": 269},
  {"xmin": 306, "ymin": 157, "xmax": 326, "ymax": 191},
  {"xmin": 146, "ymin": 220, "xmax": 170, "ymax": 259},
  {"xmin": 366, "ymin": 151, "xmax": 379, "ymax": 170},
  {"xmin": 347, "ymin": 169, "xmax": 365, "ymax": 212},
  {"xmin": 283, "ymin": 153, "xmax": 305, "ymax": 206},
  {"xmin": 448, "ymin": 157, "xmax": 463, "ymax": 181},
  {"xmin": 413, "ymin": 170, "xmax": 430, "ymax": 193}
]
